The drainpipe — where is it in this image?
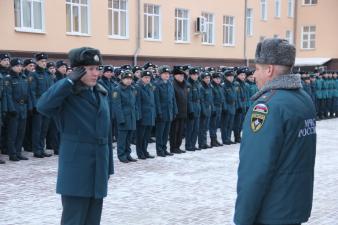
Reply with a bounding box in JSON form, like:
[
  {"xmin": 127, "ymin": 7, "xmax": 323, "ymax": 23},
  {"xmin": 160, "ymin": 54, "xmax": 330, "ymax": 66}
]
[
  {"xmin": 133, "ymin": 0, "xmax": 141, "ymax": 66},
  {"xmin": 293, "ymin": 0, "xmax": 298, "ymax": 48},
  {"xmin": 244, "ymin": 0, "xmax": 248, "ymax": 67}
]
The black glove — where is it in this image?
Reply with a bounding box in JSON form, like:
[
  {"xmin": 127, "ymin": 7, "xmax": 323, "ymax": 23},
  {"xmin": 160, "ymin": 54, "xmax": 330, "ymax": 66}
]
[
  {"xmin": 188, "ymin": 112, "xmax": 194, "ymax": 120},
  {"xmin": 68, "ymin": 66, "xmax": 86, "ymax": 82},
  {"xmin": 9, "ymin": 111, "xmax": 17, "ymax": 117},
  {"xmin": 236, "ymin": 108, "xmax": 243, "ymax": 113}
]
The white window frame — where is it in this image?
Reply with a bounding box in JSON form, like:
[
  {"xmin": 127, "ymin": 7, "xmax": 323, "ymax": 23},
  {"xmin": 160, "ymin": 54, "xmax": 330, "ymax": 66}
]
[
  {"xmin": 201, "ymin": 12, "xmax": 215, "ymax": 45},
  {"xmin": 144, "ymin": 4, "xmax": 161, "ymax": 41},
  {"xmin": 66, "ymin": 0, "xmax": 91, "ymax": 36},
  {"xmin": 223, "ymin": 16, "xmax": 235, "ymax": 46},
  {"xmin": 288, "ymin": 0, "xmax": 294, "ymax": 17},
  {"xmin": 303, "ymin": 0, "xmax": 317, "ymax": 5},
  {"xmin": 286, "ymin": 30, "xmax": 293, "ymax": 44},
  {"xmin": 260, "ymin": 0, "xmax": 268, "ymax": 21},
  {"xmin": 108, "ymin": 0, "xmax": 129, "ymax": 39},
  {"xmin": 175, "ymin": 8, "xmax": 190, "ymax": 43},
  {"xmin": 275, "ymin": 0, "xmax": 281, "ymax": 18},
  {"xmin": 246, "ymin": 8, "xmax": 253, "ymax": 36},
  {"xmin": 301, "ymin": 26, "xmax": 316, "ymax": 50},
  {"xmin": 14, "ymin": 0, "xmax": 45, "ymax": 33}
]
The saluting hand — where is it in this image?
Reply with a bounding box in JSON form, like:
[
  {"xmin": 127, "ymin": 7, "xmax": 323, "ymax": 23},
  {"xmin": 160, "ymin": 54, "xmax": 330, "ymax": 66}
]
[{"xmin": 68, "ymin": 66, "xmax": 87, "ymax": 82}]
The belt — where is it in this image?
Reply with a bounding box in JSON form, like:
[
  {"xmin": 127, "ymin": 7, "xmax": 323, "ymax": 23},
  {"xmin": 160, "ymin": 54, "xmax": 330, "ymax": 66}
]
[
  {"xmin": 16, "ymin": 99, "xmax": 27, "ymax": 104},
  {"xmin": 61, "ymin": 133, "xmax": 108, "ymax": 145}
]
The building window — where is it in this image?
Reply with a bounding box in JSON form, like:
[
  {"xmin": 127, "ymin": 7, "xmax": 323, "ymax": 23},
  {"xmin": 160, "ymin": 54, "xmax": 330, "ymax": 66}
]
[
  {"xmin": 275, "ymin": 0, "xmax": 281, "ymax": 18},
  {"xmin": 303, "ymin": 0, "xmax": 317, "ymax": 5},
  {"xmin": 223, "ymin": 16, "xmax": 235, "ymax": 46},
  {"xmin": 302, "ymin": 26, "xmax": 316, "ymax": 49},
  {"xmin": 108, "ymin": 0, "xmax": 128, "ymax": 38},
  {"xmin": 66, "ymin": 0, "xmax": 90, "ymax": 35},
  {"xmin": 286, "ymin": 30, "xmax": 293, "ymax": 44},
  {"xmin": 288, "ymin": 0, "xmax": 294, "ymax": 17},
  {"xmin": 144, "ymin": 4, "xmax": 161, "ymax": 40},
  {"xmin": 246, "ymin": 8, "xmax": 253, "ymax": 36},
  {"xmin": 201, "ymin": 12, "xmax": 214, "ymax": 44},
  {"xmin": 14, "ymin": 0, "xmax": 44, "ymax": 32},
  {"xmin": 175, "ymin": 8, "xmax": 189, "ymax": 42},
  {"xmin": 260, "ymin": 0, "xmax": 268, "ymax": 21}
]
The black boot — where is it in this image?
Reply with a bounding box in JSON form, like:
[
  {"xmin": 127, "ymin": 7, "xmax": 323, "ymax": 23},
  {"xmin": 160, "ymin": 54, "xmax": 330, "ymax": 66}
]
[
  {"xmin": 9, "ymin": 155, "xmax": 20, "ymax": 161},
  {"xmin": 210, "ymin": 138, "xmax": 218, "ymax": 147}
]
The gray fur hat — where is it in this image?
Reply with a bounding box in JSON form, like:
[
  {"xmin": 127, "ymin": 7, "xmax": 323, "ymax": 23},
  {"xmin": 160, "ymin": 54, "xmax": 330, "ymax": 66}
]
[{"xmin": 255, "ymin": 38, "xmax": 295, "ymax": 66}]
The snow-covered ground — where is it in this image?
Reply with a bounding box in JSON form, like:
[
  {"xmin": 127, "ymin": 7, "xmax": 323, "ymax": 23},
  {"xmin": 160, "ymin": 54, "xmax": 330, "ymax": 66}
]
[{"xmin": 0, "ymin": 118, "xmax": 337, "ymax": 225}]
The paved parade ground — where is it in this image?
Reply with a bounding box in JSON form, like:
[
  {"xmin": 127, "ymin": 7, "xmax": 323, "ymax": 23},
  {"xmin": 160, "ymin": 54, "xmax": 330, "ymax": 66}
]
[{"xmin": 0, "ymin": 118, "xmax": 338, "ymax": 225}]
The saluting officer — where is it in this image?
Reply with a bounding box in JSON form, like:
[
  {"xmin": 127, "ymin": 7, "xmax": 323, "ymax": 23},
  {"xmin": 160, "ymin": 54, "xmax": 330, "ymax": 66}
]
[
  {"xmin": 185, "ymin": 67, "xmax": 202, "ymax": 151},
  {"xmin": 135, "ymin": 70, "xmax": 156, "ymax": 159},
  {"xmin": 6, "ymin": 58, "xmax": 33, "ymax": 161},
  {"xmin": 198, "ymin": 72, "xmax": 213, "ymax": 149},
  {"xmin": 31, "ymin": 53, "xmax": 54, "ymax": 158},
  {"xmin": 154, "ymin": 65, "xmax": 177, "ymax": 157},
  {"xmin": 113, "ymin": 70, "xmax": 138, "ymax": 163},
  {"xmin": 37, "ymin": 47, "xmax": 113, "ymax": 225}
]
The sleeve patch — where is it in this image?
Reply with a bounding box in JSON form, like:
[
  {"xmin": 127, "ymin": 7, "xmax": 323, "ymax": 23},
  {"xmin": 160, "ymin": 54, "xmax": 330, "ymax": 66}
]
[{"xmin": 250, "ymin": 103, "xmax": 269, "ymax": 132}]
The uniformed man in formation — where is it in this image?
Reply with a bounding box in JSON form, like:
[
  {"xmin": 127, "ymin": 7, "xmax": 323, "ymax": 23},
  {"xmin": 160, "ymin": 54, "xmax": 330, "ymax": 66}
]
[{"xmin": 0, "ymin": 47, "xmax": 337, "ymax": 164}]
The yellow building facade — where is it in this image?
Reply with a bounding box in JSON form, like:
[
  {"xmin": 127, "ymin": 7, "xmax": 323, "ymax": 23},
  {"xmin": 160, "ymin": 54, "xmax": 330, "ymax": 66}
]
[{"xmin": 0, "ymin": 0, "xmax": 337, "ymax": 68}]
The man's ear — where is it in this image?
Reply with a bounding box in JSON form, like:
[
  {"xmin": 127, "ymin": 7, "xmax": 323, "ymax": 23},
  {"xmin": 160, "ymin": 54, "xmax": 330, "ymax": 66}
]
[{"xmin": 267, "ymin": 65, "xmax": 275, "ymax": 78}]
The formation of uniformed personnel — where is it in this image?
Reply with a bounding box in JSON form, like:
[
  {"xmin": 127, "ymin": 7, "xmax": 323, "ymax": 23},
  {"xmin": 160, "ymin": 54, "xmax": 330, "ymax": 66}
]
[
  {"xmin": 3, "ymin": 46, "xmax": 336, "ymax": 165},
  {"xmin": 37, "ymin": 47, "xmax": 113, "ymax": 225},
  {"xmin": 234, "ymin": 38, "xmax": 316, "ymax": 225}
]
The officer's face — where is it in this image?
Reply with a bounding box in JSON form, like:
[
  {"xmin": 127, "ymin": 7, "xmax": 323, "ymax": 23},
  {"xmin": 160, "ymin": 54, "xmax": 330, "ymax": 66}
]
[
  {"xmin": 121, "ymin": 77, "xmax": 132, "ymax": 86},
  {"xmin": 25, "ymin": 63, "xmax": 35, "ymax": 72},
  {"xmin": 247, "ymin": 75, "xmax": 254, "ymax": 82},
  {"xmin": 103, "ymin": 71, "xmax": 113, "ymax": 79},
  {"xmin": 134, "ymin": 70, "xmax": 141, "ymax": 78},
  {"xmin": 237, "ymin": 73, "xmax": 246, "ymax": 81},
  {"xmin": 190, "ymin": 74, "xmax": 198, "ymax": 81},
  {"xmin": 48, "ymin": 67, "xmax": 56, "ymax": 74},
  {"xmin": 225, "ymin": 76, "xmax": 234, "ymax": 83},
  {"xmin": 37, "ymin": 59, "xmax": 47, "ymax": 69},
  {"xmin": 80, "ymin": 65, "xmax": 100, "ymax": 87},
  {"xmin": 0, "ymin": 58, "xmax": 10, "ymax": 67},
  {"xmin": 203, "ymin": 76, "xmax": 210, "ymax": 84},
  {"xmin": 254, "ymin": 64, "xmax": 272, "ymax": 89},
  {"xmin": 212, "ymin": 77, "xmax": 221, "ymax": 84},
  {"xmin": 141, "ymin": 76, "xmax": 151, "ymax": 84},
  {"xmin": 58, "ymin": 65, "xmax": 67, "ymax": 75},
  {"xmin": 160, "ymin": 72, "xmax": 170, "ymax": 81},
  {"xmin": 66, "ymin": 69, "xmax": 72, "ymax": 75},
  {"xmin": 174, "ymin": 74, "xmax": 184, "ymax": 82},
  {"xmin": 12, "ymin": 65, "xmax": 23, "ymax": 73}
]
